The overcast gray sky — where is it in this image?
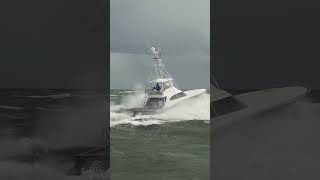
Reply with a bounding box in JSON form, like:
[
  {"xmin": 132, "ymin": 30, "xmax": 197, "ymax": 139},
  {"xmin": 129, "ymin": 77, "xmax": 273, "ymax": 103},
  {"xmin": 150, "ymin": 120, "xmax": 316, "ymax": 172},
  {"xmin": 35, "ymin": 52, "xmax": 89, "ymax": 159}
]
[{"xmin": 110, "ymin": 0, "xmax": 210, "ymax": 89}]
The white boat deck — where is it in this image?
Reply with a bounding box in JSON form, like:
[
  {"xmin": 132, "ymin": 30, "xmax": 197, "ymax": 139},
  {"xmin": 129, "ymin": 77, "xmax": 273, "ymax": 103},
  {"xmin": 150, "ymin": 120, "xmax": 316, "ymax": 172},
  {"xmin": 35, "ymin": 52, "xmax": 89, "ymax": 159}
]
[{"xmin": 213, "ymin": 86, "xmax": 310, "ymax": 128}]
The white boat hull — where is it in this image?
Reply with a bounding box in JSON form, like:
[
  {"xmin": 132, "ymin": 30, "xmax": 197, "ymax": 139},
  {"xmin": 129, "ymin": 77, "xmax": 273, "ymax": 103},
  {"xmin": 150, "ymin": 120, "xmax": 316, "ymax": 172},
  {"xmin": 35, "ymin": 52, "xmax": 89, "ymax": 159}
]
[
  {"xmin": 213, "ymin": 86, "xmax": 310, "ymax": 128},
  {"xmin": 128, "ymin": 89, "xmax": 207, "ymax": 115},
  {"xmin": 164, "ymin": 89, "xmax": 207, "ymax": 109}
]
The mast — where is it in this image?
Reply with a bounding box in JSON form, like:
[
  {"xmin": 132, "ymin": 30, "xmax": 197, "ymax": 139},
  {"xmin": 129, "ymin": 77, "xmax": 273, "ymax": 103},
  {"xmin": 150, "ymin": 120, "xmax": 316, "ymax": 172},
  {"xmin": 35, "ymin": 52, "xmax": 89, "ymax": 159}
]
[{"xmin": 148, "ymin": 47, "xmax": 172, "ymax": 82}]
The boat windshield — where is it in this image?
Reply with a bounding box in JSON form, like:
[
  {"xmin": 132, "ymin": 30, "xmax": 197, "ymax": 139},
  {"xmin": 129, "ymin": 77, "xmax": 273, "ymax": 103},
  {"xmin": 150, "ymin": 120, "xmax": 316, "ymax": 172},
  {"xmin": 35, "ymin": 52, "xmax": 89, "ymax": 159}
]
[{"xmin": 145, "ymin": 97, "xmax": 167, "ymax": 109}]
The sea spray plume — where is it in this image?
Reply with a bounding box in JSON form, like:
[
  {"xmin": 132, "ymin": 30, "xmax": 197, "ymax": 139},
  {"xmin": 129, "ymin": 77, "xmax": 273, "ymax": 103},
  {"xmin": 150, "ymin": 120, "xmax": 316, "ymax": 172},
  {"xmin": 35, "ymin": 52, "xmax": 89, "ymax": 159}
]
[
  {"xmin": 110, "ymin": 86, "xmax": 146, "ymax": 127},
  {"xmin": 119, "ymin": 83, "xmax": 146, "ymax": 109},
  {"xmin": 110, "ymin": 92, "xmax": 210, "ymax": 127},
  {"xmin": 110, "ymin": 111, "xmax": 133, "ymax": 127},
  {"xmin": 110, "ymin": 84, "xmax": 148, "ymax": 127},
  {"xmin": 34, "ymin": 99, "xmax": 107, "ymax": 148},
  {"xmin": 155, "ymin": 92, "xmax": 210, "ymax": 121},
  {"xmin": 120, "ymin": 92, "xmax": 145, "ymax": 109}
]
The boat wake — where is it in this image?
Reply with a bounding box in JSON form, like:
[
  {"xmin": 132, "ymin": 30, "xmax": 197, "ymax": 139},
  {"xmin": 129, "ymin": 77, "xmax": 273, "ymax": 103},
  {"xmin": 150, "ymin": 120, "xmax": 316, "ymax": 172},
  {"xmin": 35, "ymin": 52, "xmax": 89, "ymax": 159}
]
[{"xmin": 110, "ymin": 92, "xmax": 210, "ymax": 127}]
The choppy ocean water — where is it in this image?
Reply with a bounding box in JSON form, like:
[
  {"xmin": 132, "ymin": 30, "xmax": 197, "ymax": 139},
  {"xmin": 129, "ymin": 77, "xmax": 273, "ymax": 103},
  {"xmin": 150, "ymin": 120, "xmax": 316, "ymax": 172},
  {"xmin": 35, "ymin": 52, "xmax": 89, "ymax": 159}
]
[
  {"xmin": 3, "ymin": 88, "xmax": 317, "ymax": 179},
  {"xmin": 0, "ymin": 89, "xmax": 108, "ymax": 179},
  {"xmin": 213, "ymin": 90, "xmax": 320, "ymax": 179},
  {"xmin": 110, "ymin": 89, "xmax": 210, "ymax": 180}
]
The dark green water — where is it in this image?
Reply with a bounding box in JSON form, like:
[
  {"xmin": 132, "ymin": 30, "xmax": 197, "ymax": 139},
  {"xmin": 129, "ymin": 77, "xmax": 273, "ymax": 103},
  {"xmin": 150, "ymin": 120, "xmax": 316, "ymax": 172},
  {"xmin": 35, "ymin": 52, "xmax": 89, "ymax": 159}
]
[
  {"xmin": 111, "ymin": 90, "xmax": 210, "ymax": 180},
  {"xmin": 0, "ymin": 89, "xmax": 108, "ymax": 179}
]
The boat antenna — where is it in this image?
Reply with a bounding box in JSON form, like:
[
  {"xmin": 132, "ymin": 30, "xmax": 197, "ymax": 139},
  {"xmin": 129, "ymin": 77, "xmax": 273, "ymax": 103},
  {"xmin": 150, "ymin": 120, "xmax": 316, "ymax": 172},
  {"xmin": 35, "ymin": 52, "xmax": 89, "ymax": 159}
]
[{"xmin": 210, "ymin": 73, "xmax": 221, "ymax": 89}]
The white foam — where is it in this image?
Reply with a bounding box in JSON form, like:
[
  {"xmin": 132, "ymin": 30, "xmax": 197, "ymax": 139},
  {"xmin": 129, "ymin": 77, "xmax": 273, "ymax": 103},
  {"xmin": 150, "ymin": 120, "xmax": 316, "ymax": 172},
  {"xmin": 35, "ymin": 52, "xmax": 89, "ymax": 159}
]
[
  {"xmin": 27, "ymin": 93, "xmax": 71, "ymax": 99},
  {"xmin": 0, "ymin": 161, "xmax": 108, "ymax": 180},
  {"xmin": 0, "ymin": 105, "xmax": 24, "ymax": 110},
  {"xmin": 0, "ymin": 137, "xmax": 109, "ymax": 179},
  {"xmin": 110, "ymin": 91, "xmax": 210, "ymax": 127},
  {"xmin": 119, "ymin": 91, "xmax": 145, "ymax": 109}
]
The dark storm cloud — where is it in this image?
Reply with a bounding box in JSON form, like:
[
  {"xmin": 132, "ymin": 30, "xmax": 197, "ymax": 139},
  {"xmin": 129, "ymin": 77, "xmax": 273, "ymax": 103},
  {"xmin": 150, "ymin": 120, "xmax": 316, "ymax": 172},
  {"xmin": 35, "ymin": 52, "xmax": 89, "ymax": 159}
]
[
  {"xmin": 214, "ymin": 0, "xmax": 320, "ymax": 89},
  {"xmin": 111, "ymin": 0, "xmax": 210, "ymax": 89},
  {"xmin": 0, "ymin": 0, "xmax": 107, "ymax": 89}
]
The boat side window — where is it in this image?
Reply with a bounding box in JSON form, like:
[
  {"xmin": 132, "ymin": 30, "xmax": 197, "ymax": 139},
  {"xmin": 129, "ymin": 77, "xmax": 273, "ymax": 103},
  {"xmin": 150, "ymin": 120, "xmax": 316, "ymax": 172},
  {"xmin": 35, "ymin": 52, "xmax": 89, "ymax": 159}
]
[
  {"xmin": 170, "ymin": 92, "xmax": 187, "ymax": 100},
  {"xmin": 211, "ymin": 96, "xmax": 247, "ymax": 117}
]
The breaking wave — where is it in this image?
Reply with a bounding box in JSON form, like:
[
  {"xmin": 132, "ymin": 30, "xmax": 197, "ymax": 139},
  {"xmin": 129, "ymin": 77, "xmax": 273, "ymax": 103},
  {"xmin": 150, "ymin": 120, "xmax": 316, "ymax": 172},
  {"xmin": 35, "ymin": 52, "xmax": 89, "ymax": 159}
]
[
  {"xmin": 27, "ymin": 93, "xmax": 71, "ymax": 99},
  {"xmin": 110, "ymin": 91, "xmax": 210, "ymax": 127},
  {"xmin": 0, "ymin": 161, "xmax": 108, "ymax": 180},
  {"xmin": 0, "ymin": 105, "xmax": 24, "ymax": 110},
  {"xmin": 0, "ymin": 137, "xmax": 109, "ymax": 180}
]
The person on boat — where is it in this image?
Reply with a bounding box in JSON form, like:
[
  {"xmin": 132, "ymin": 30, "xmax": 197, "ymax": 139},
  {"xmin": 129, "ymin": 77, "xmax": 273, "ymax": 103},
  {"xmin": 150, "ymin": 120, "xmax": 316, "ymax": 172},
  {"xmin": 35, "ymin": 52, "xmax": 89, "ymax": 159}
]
[
  {"xmin": 152, "ymin": 87, "xmax": 156, "ymax": 91},
  {"xmin": 156, "ymin": 83, "xmax": 161, "ymax": 91}
]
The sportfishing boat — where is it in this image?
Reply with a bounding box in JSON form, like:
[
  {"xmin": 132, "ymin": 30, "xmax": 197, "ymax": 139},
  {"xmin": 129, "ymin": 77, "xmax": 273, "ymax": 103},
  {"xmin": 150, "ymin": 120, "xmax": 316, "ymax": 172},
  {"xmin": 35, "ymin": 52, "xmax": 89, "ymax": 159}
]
[{"xmin": 127, "ymin": 47, "xmax": 207, "ymax": 115}]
